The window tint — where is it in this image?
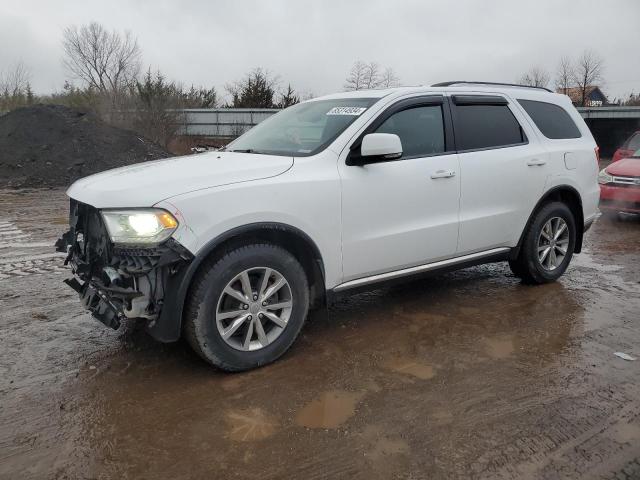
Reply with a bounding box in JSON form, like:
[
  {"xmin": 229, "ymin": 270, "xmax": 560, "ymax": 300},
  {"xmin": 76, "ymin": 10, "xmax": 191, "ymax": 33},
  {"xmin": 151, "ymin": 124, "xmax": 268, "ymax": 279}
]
[
  {"xmin": 628, "ymin": 133, "xmax": 640, "ymax": 151},
  {"xmin": 517, "ymin": 99, "xmax": 582, "ymax": 139},
  {"xmin": 374, "ymin": 105, "xmax": 445, "ymax": 158},
  {"xmin": 454, "ymin": 104, "xmax": 525, "ymax": 150}
]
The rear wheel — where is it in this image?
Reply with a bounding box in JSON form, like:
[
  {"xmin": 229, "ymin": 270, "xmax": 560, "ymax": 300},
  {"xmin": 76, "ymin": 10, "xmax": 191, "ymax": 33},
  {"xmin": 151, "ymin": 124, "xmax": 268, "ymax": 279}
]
[
  {"xmin": 510, "ymin": 202, "xmax": 576, "ymax": 284},
  {"xmin": 184, "ymin": 243, "xmax": 309, "ymax": 371}
]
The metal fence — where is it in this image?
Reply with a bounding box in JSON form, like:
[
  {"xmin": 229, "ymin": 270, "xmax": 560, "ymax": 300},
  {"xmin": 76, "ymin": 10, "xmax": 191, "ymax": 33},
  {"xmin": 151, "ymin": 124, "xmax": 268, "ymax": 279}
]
[
  {"xmin": 176, "ymin": 106, "xmax": 640, "ymax": 138},
  {"xmin": 178, "ymin": 108, "xmax": 280, "ymax": 137}
]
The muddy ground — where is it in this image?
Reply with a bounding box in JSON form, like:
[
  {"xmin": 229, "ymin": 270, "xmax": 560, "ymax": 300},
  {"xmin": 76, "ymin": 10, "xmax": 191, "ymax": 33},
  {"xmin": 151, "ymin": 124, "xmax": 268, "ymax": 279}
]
[{"xmin": 1, "ymin": 188, "xmax": 639, "ymax": 480}]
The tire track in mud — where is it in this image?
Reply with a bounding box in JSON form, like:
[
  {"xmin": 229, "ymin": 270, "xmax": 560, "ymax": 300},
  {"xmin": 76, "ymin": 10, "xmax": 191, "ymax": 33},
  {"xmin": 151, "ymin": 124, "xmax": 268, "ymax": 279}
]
[{"xmin": 0, "ymin": 218, "xmax": 66, "ymax": 279}]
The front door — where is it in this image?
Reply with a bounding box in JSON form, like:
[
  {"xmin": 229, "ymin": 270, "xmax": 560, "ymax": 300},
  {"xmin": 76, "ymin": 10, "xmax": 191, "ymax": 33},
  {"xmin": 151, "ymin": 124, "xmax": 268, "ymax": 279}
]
[{"xmin": 338, "ymin": 98, "xmax": 460, "ymax": 283}]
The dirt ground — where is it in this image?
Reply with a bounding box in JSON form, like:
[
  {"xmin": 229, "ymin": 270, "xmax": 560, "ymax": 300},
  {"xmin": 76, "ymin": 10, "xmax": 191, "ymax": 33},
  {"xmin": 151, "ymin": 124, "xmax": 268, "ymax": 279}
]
[{"xmin": 1, "ymin": 188, "xmax": 639, "ymax": 480}]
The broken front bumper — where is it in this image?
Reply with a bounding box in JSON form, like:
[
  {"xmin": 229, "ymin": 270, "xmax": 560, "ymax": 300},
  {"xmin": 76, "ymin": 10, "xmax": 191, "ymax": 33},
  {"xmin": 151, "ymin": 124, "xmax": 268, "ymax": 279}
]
[{"xmin": 56, "ymin": 199, "xmax": 193, "ymax": 341}]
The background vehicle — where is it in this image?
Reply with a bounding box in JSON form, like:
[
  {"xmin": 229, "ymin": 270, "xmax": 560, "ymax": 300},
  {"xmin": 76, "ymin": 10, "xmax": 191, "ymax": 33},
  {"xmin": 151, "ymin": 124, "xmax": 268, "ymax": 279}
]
[
  {"xmin": 612, "ymin": 131, "xmax": 640, "ymax": 163},
  {"xmin": 599, "ymin": 149, "xmax": 640, "ymax": 215},
  {"xmin": 59, "ymin": 82, "xmax": 600, "ymax": 371}
]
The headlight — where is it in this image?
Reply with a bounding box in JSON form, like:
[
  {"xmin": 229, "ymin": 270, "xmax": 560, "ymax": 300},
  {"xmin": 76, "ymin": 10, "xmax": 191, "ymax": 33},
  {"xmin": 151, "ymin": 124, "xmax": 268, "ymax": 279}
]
[
  {"xmin": 598, "ymin": 168, "xmax": 613, "ymax": 185},
  {"xmin": 101, "ymin": 209, "xmax": 178, "ymax": 245}
]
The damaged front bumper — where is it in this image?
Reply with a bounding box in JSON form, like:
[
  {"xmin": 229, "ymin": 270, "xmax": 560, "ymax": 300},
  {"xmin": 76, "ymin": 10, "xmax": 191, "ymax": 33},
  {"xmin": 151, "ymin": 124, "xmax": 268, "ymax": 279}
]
[{"xmin": 56, "ymin": 199, "xmax": 193, "ymax": 340}]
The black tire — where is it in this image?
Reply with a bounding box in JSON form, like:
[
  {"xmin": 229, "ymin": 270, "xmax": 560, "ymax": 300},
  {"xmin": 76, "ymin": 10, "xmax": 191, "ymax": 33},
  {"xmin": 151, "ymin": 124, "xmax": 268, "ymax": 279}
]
[
  {"xmin": 184, "ymin": 243, "xmax": 309, "ymax": 371},
  {"xmin": 512, "ymin": 202, "xmax": 577, "ymax": 284}
]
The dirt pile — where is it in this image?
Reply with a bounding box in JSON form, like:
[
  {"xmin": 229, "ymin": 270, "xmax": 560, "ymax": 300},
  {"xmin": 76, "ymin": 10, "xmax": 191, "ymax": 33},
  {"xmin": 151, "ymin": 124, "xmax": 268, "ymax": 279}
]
[{"xmin": 0, "ymin": 104, "xmax": 171, "ymax": 187}]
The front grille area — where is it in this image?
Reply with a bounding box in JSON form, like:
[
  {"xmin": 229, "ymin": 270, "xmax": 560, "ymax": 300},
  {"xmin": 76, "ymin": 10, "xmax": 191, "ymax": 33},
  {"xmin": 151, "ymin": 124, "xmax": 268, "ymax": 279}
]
[
  {"xmin": 58, "ymin": 200, "xmax": 194, "ymax": 329},
  {"xmin": 612, "ymin": 175, "xmax": 640, "ymax": 187}
]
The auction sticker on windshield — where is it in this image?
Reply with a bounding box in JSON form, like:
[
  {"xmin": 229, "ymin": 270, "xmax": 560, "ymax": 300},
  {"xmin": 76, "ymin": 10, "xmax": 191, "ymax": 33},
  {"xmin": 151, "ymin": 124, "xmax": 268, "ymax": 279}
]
[{"xmin": 326, "ymin": 106, "xmax": 367, "ymax": 116}]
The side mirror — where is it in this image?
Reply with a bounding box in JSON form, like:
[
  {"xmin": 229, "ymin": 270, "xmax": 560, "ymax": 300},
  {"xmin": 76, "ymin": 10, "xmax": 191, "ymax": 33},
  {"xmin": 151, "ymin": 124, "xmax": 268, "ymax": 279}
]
[{"xmin": 349, "ymin": 133, "xmax": 402, "ymax": 165}]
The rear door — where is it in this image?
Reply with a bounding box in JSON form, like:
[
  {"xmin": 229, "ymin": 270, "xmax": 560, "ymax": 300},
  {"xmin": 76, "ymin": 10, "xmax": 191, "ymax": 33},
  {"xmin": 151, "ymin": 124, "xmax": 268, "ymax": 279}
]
[{"xmin": 450, "ymin": 93, "xmax": 549, "ymax": 254}]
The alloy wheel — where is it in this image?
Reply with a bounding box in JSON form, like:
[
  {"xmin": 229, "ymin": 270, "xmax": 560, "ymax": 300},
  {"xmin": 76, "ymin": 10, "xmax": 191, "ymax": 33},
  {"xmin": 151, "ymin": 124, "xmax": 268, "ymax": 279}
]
[
  {"xmin": 537, "ymin": 217, "xmax": 570, "ymax": 271},
  {"xmin": 216, "ymin": 267, "xmax": 293, "ymax": 351}
]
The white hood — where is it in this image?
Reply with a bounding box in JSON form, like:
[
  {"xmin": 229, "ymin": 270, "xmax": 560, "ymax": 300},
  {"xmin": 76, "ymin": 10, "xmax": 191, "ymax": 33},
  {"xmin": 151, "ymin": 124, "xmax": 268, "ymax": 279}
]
[{"xmin": 66, "ymin": 151, "xmax": 294, "ymax": 208}]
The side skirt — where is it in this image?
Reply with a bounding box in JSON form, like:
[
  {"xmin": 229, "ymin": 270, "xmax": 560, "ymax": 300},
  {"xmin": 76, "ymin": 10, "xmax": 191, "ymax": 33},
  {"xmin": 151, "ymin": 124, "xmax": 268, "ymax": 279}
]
[{"xmin": 328, "ymin": 247, "xmax": 511, "ymax": 300}]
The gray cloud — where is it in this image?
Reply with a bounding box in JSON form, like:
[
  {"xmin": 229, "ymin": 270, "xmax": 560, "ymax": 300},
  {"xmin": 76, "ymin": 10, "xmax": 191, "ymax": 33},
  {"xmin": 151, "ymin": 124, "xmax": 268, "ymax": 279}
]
[{"xmin": 1, "ymin": 0, "xmax": 639, "ymax": 100}]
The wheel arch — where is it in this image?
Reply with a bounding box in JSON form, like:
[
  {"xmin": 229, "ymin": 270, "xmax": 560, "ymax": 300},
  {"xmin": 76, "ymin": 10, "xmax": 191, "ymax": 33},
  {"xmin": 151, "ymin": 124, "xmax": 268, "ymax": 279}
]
[
  {"xmin": 148, "ymin": 222, "xmax": 326, "ymax": 342},
  {"xmin": 511, "ymin": 185, "xmax": 585, "ymax": 260}
]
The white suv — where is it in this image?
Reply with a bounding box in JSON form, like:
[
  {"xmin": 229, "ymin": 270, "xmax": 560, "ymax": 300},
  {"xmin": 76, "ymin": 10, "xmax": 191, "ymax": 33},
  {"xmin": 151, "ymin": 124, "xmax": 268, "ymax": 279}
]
[{"xmin": 58, "ymin": 81, "xmax": 600, "ymax": 371}]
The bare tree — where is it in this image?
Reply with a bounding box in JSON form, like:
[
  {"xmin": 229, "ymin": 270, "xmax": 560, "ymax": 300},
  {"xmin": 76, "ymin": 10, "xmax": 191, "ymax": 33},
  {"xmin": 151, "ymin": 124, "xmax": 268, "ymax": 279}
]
[
  {"xmin": 0, "ymin": 61, "xmax": 30, "ymax": 97},
  {"xmin": 518, "ymin": 66, "xmax": 550, "ymax": 88},
  {"xmin": 362, "ymin": 61, "xmax": 382, "ymax": 89},
  {"xmin": 344, "ymin": 61, "xmax": 368, "ymax": 91},
  {"xmin": 380, "ymin": 67, "xmax": 400, "ymax": 88},
  {"xmin": 554, "ymin": 56, "xmax": 574, "ymax": 94},
  {"xmin": 0, "ymin": 61, "xmax": 32, "ymax": 111},
  {"xmin": 62, "ymin": 22, "xmax": 141, "ymax": 95},
  {"xmin": 571, "ymin": 49, "xmax": 604, "ymax": 107}
]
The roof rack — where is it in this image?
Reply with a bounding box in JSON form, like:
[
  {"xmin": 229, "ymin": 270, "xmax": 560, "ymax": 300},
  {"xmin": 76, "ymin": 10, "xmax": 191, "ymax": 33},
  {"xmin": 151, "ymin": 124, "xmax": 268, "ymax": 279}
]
[{"xmin": 431, "ymin": 81, "xmax": 553, "ymax": 93}]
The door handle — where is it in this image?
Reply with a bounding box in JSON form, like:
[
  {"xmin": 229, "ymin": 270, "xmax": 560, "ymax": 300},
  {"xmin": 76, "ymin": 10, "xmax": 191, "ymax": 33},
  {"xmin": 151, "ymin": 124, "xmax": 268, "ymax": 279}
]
[
  {"xmin": 430, "ymin": 170, "xmax": 456, "ymax": 179},
  {"xmin": 527, "ymin": 159, "xmax": 546, "ymax": 166}
]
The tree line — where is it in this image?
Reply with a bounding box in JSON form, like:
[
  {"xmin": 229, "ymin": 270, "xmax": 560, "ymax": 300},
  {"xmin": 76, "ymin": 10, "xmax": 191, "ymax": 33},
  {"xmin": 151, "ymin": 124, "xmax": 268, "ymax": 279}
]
[
  {"xmin": 517, "ymin": 50, "xmax": 639, "ymax": 106},
  {"xmin": 2, "ymin": 21, "xmax": 640, "ymax": 147},
  {"xmin": 0, "ymin": 22, "xmax": 307, "ymax": 146}
]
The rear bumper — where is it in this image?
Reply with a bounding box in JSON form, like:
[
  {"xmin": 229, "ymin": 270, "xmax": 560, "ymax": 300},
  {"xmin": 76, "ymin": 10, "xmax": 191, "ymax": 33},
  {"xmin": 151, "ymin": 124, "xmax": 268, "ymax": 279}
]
[{"xmin": 599, "ymin": 184, "xmax": 640, "ymax": 213}]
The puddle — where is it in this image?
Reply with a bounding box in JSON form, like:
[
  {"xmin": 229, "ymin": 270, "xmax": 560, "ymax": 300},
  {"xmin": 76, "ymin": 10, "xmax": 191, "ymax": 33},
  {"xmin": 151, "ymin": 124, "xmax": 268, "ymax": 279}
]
[
  {"xmin": 383, "ymin": 357, "xmax": 435, "ymax": 380},
  {"xmin": 295, "ymin": 390, "xmax": 364, "ymax": 429},
  {"xmin": 220, "ymin": 374, "xmax": 247, "ymax": 392},
  {"xmin": 484, "ymin": 336, "xmax": 515, "ymax": 359},
  {"xmin": 224, "ymin": 408, "xmax": 279, "ymax": 442}
]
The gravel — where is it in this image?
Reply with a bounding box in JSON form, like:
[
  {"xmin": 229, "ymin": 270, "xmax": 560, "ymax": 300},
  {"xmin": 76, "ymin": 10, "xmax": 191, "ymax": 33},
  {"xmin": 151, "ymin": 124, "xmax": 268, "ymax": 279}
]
[{"xmin": 0, "ymin": 104, "xmax": 170, "ymax": 187}]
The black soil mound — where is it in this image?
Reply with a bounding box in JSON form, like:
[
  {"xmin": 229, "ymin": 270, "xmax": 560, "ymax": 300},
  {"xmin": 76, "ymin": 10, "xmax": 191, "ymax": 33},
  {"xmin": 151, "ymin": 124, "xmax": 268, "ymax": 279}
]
[{"xmin": 0, "ymin": 104, "xmax": 171, "ymax": 187}]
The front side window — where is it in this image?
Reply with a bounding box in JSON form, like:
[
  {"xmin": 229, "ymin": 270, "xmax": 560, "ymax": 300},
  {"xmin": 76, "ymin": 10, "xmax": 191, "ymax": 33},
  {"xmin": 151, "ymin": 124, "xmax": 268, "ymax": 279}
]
[
  {"xmin": 454, "ymin": 104, "xmax": 526, "ymax": 151},
  {"xmin": 374, "ymin": 105, "xmax": 445, "ymax": 158},
  {"xmin": 227, "ymin": 98, "xmax": 378, "ymax": 156},
  {"xmin": 517, "ymin": 99, "xmax": 582, "ymax": 139}
]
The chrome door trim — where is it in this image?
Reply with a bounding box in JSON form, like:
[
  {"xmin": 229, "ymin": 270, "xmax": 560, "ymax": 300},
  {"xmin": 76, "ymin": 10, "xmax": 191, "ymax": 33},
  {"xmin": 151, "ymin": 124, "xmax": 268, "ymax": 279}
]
[{"xmin": 333, "ymin": 247, "xmax": 511, "ymax": 292}]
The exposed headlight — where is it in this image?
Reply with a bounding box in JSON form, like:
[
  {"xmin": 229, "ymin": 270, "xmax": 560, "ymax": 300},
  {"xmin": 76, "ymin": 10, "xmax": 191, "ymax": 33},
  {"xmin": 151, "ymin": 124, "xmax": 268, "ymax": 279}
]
[
  {"xmin": 598, "ymin": 168, "xmax": 613, "ymax": 185},
  {"xmin": 101, "ymin": 209, "xmax": 178, "ymax": 245}
]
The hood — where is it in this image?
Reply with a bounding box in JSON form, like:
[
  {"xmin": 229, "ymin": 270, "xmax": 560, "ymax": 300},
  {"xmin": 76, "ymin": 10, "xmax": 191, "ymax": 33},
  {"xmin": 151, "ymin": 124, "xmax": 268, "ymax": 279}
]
[
  {"xmin": 606, "ymin": 157, "xmax": 640, "ymax": 177},
  {"xmin": 67, "ymin": 151, "xmax": 293, "ymax": 208}
]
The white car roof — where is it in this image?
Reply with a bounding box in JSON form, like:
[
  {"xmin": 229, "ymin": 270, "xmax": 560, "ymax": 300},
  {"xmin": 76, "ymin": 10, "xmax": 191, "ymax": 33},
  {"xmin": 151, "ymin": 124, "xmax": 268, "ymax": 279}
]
[{"xmin": 312, "ymin": 84, "xmax": 570, "ymax": 106}]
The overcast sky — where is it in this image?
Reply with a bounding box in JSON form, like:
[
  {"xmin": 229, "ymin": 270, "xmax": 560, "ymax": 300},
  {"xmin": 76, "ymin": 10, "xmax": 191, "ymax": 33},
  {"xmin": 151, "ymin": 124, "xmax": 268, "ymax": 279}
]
[{"xmin": 1, "ymin": 0, "xmax": 639, "ymax": 101}]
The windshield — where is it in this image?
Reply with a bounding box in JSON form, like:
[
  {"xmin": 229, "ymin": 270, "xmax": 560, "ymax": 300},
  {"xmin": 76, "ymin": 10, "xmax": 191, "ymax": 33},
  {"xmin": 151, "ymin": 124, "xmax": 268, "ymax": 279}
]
[
  {"xmin": 633, "ymin": 149, "xmax": 640, "ymax": 158},
  {"xmin": 226, "ymin": 98, "xmax": 378, "ymax": 156}
]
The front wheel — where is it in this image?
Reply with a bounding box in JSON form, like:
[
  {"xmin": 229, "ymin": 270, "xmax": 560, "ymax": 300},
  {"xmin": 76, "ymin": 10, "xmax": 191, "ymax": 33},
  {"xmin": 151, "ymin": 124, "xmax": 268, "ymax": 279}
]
[
  {"xmin": 184, "ymin": 243, "xmax": 309, "ymax": 371},
  {"xmin": 510, "ymin": 202, "xmax": 577, "ymax": 284}
]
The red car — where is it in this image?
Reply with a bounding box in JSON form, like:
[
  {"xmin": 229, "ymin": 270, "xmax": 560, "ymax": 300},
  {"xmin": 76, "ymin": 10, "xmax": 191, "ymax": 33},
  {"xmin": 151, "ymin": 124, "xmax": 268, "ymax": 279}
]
[
  {"xmin": 599, "ymin": 150, "xmax": 640, "ymax": 215},
  {"xmin": 612, "ymin": 131, "xmax": 640, "ymax": 163}
]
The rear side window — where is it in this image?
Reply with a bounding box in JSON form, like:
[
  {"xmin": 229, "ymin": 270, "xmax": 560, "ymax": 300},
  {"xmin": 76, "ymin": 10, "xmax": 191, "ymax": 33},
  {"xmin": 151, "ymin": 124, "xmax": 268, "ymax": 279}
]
[
  {"xmin": 517, "ymin": 99, "xmax": 582, "ymax": 139},
  {"xmin": 454, "ymin": 104, "xmax": 526, "ymax": 151},
  {"xmin": 375, "ymin": 105, "xmax": 445, "ymax": 158}
]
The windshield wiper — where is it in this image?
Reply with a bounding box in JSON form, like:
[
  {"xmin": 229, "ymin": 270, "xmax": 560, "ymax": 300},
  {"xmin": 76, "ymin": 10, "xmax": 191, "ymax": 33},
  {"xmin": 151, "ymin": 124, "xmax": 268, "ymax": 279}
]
[{"xmin": 230, "ymin": 148, "xmax": 261, "ymax": 154}]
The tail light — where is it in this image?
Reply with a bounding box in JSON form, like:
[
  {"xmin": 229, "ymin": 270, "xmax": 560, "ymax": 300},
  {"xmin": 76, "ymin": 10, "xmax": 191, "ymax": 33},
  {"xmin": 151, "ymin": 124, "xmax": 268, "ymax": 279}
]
[{"xmin": 595, "ymin": 146, "xmax": 600, "ymax": 165}]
